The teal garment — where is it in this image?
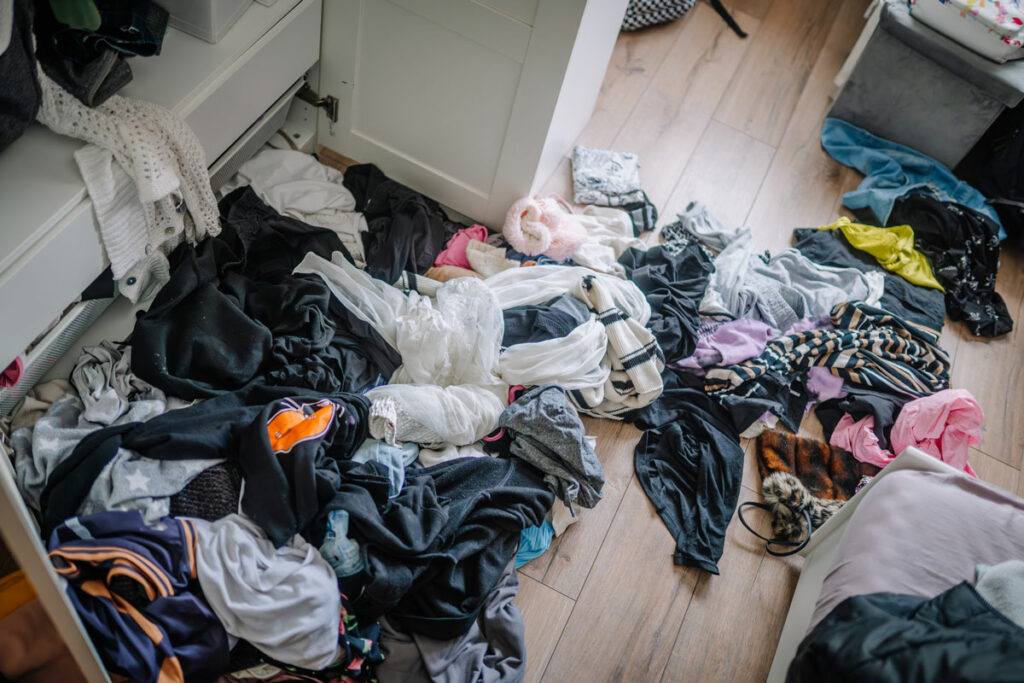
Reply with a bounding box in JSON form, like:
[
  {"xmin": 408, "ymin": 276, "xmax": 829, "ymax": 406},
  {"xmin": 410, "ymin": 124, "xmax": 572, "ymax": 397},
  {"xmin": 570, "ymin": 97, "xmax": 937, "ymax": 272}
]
[
  {"xmin": 515, "ymin": 521, "xmax": 555, "ymax": 568},
  {"xmin": 821, "ymin": 118, "xmax": 1006, "ymax": 240}
]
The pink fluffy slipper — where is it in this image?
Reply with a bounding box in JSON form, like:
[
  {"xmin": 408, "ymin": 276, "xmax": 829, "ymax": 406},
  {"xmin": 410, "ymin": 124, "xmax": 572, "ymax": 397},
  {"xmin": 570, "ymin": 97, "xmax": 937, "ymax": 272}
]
[{"xmin": 502, "ymin": 195, "xmax": 587, "ymax": 262}]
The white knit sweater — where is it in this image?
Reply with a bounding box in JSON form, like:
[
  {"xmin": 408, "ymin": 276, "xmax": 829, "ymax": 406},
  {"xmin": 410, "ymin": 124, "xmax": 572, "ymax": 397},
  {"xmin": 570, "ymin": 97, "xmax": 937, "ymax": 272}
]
[{"xmin": 35, "ymin": 69, "xmax": 219, "ymax": 301}]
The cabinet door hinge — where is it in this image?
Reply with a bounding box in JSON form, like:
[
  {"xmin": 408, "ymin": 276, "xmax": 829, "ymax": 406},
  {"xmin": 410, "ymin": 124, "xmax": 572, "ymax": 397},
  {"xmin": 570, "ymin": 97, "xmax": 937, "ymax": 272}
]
[{"xmin": 296, "ymin": 83, "xmax": 338, "ymax": 124}]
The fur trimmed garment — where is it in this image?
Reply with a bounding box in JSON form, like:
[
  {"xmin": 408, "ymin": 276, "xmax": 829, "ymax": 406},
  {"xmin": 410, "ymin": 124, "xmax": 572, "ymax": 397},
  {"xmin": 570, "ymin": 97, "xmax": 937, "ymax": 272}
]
[
  {"xmin": 761, "ymin": 472, "xmax": 845, "ymax": 542},
  {"xmin": 755, "ymin": 430, "xmax": 876, "ymax": 542},
  {"xmin": 757, "ymin": 429, "xmax": 878, "ymax": 502}
]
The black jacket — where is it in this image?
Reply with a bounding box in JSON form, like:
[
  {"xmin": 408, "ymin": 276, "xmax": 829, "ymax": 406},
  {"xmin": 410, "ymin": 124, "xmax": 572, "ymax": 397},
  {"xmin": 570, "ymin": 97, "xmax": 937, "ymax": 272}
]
[
  {"xmin": 343, "ymin": 164, "xmax": 463, "ymax": 284},
  {"xmin": 339, "ymin": 456, "xmax": 554, "ymax": 640},
  {"xmin": 788, "ymin": 582, "xmax": 1024, "ymax": 682},
  {"xmin": 131, "ymin": 188, "xmax": 399, "ymax": 400},
  {"xmin": 40, "ymin": 385, "xmax": 370, "ymax": 547}
]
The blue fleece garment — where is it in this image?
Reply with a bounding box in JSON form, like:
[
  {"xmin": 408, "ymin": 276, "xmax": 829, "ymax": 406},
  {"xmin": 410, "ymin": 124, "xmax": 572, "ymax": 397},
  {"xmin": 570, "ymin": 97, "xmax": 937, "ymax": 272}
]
[
  {"xmin": 821, "ymin": 118, "xmax": 1005, "ymax": 240},
  {"xmin": 515, "ymin": 520, "xmax": 555, "ymax": 568}
]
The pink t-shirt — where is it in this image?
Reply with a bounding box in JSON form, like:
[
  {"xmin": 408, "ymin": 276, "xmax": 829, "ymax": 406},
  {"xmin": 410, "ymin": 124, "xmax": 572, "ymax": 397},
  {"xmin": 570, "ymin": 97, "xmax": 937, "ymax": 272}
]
[{"xmin": 434, "ymin": 224, "xmax": 489, "ymax": 269}]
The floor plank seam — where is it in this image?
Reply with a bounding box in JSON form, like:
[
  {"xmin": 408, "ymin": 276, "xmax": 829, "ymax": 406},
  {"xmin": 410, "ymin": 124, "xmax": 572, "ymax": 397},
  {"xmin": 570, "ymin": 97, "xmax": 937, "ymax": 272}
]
[
  {"xmin": 695, "ymin": 12, "xmax": 763, "ymax": 138},
  {"xmin": 655, "ymin": 573, "xmax": 703, "ymax": 683},
  {"xmin": 531, "ymin": 580, "xmax": 578, "ymax": 603},
  {"xmin": 741, "ymin": 0, "xmax": 860, "ymax": 229},
  {"xmin": 654, "ymin": 15, "xmax": 764, "ymax": 225},
  {"xmin": 973, "ymin": 445, "xmax": 1016, "ymax": 465},
  {"xmin": 535, "ymin": 473, "xmax": 641, "ymax": 682},
  {"xmin": 659, "ymin": 107, "xmax": 725, "ymax": 220},
  {"xmin": 708, "ymin": 115, "xmax": 773, "ymax": 142},
  {"xmin": 733, "ymin": 0, "xmax": 777, "ymax": 21},
  {"xmin": 541, "ymin": 470, "xmax": 637, "ymax": 597},
  {"xmin": 742, "ymin": 142, "xmax": 780, "ymax": 228},
  {"xmin": 606, "ymin": 14, "xmax": 698, "ymax": 152},
  {"xmin": 535, "ymin": 587, "xmax": 583, "ymax": 683}
]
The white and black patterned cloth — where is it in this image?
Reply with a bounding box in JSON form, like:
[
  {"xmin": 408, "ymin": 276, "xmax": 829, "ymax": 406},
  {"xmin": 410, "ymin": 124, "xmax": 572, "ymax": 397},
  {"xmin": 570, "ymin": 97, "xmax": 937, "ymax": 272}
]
[
  {"xmin": 621, "ymin": 0, "xmax": 696, "ymax": 31},
  {"xmin": 568, "ymin": 274, "xmax": 665, "ymax": 419},
  {"xmin": 659, "ymin": 219, "xmax": 717, "ymax": 263},
  {"xmin": 621, "ymin": 0, "xmax": 747, "ymax": 38},
  {"xmin": 705, "ymin": 301, "xmax": 951, "ymax": 400},
  {"xmin": 572, "ymin": 144, "xmax": 646, "ymax": 207},
  {"xmin": 572, "ymin": 144, "xmax": 659, "ymax": 234}
]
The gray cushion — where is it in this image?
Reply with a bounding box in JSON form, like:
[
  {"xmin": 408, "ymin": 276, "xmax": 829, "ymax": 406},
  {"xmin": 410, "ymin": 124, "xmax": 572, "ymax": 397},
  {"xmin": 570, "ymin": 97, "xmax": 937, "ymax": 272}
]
[{"xmin": 882, "ymin": 0, "xmax": 1024, "ymax": 106}]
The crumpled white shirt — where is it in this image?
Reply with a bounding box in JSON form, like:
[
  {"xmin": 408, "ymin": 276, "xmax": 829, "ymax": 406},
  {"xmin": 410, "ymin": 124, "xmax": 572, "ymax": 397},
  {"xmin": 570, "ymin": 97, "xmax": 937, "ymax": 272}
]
[
  {"xmin": 569, "ymin": 206, "xmax": 647, "ymax": 278},
  {"xmin": 296, "ymin": 252, "xmax": 510, "ymax": 447},
  {"xmin": 222, "ymin": 148, "xmax": 368, "ymax": 267}
]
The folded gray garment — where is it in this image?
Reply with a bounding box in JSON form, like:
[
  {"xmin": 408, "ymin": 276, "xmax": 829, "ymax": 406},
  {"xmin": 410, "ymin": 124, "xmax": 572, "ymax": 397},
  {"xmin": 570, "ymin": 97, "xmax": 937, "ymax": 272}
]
[
  {"xmin": 667, "ymin": 200, "xmax": 744, "ymax": 253},
  {"xmin": 71, "ymin": 341, "xmax": 165, "ymax": 426},
  {"xmin": 572, "ymin": 144, "xmax": 645, "ymax": 207},
  {"xmin": 498, "ymin": 384, "xmax": 604, "ymax": 512},
  {"xmin": 976, "ymin": 560, "xmax": 1024, "ymax": 628},
  {"xmin": 377, "ymin": 559, "xmax": 525, "ymax": 683}
]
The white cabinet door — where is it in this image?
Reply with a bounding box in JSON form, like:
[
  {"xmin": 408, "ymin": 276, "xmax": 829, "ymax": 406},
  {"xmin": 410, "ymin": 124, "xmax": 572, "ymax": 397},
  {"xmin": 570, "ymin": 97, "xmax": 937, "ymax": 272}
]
[{"xmin": 316, "ymin": 0, "xmax": 626, "ymax": 227}]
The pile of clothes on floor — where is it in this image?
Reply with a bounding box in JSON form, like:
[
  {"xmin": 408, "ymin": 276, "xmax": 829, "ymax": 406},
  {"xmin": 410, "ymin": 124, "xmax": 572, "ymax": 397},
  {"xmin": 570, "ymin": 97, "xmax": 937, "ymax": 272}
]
[{"xmin": 0, "ymin": 116, "xmax": 1013, "ymax": 682}]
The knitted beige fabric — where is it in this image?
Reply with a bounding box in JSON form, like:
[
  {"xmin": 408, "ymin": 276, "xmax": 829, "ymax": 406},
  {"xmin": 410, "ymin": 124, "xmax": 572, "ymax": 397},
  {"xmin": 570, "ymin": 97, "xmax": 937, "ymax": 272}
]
[{"xmin": 35, "ymin": 69, "xmax": 218, "ymax": 300}]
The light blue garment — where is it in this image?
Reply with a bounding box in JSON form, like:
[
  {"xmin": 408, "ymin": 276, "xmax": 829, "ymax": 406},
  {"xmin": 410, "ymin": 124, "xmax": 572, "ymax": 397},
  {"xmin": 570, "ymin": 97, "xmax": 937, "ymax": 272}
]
[
  {"xmin": 319, "ymin": 509, "xmax": 364, "ymax": 577},
  {"xmin": 821, "ymin": 118, "xmax": 1005, "ymax": 240},
  {"xmin": 515, "ymin": 520, "xmax": 555, "ymax": 568},
  {"xmin": 350, "ymin": 439, "xmax": 419, "ymax": 498}
]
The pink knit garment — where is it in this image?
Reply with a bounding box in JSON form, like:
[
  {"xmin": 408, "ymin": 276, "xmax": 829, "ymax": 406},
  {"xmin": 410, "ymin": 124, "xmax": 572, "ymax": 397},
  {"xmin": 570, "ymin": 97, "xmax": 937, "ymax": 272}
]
[
  {"xmin": 434, "ymin": 224, "xmax": 489, "ymax": 269},
  {"xmin": 830, "ymin": 388, "xmax": 981, "ymax": 476},
  {"xmin": 502, "ymin": 195, "xmax": 587, "ymax": 261}
]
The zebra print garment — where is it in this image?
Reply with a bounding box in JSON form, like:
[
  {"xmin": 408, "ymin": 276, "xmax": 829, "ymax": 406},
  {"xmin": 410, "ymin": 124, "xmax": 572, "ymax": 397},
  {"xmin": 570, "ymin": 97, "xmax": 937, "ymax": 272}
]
[{"xmin": 705, "ymin": 301, "xmax": 950, "ymax": 399}]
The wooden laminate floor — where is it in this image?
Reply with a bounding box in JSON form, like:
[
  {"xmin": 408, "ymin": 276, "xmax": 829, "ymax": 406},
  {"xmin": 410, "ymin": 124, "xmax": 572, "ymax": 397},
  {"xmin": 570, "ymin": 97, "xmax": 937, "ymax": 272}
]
[{"xmin": 512, "ymin": 1, "xmax": 1024, "ymax": 681}]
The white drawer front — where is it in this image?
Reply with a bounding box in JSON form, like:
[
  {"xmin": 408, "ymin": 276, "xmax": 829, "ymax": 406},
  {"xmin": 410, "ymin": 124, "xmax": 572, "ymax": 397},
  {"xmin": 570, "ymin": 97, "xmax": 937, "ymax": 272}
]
[{"xmin": 187, "ymin": 0, "xmax": 321, "ymax": 163}]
